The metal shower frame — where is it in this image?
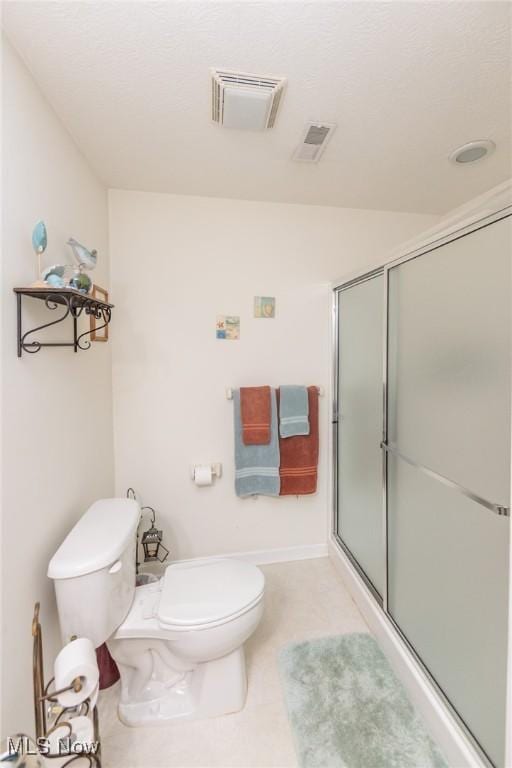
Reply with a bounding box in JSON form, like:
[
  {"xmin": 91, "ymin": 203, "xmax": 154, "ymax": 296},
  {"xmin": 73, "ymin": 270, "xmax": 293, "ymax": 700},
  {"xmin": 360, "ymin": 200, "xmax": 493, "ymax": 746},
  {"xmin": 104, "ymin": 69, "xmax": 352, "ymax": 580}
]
[{"xmin": 331, "ymin": 204, "xmax": 512, "ymax": 768}]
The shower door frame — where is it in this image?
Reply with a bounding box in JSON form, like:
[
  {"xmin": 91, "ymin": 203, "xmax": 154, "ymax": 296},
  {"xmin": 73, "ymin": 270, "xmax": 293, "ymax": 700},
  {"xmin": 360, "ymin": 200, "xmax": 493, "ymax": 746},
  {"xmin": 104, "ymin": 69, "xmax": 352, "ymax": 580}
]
[
  {"xmin": 332, "ymin": 266, "xmax": 386, "ymax": 606},
  {"xmin": 332, "ymin": 203, "xmax": 512, "ymax": 768}
]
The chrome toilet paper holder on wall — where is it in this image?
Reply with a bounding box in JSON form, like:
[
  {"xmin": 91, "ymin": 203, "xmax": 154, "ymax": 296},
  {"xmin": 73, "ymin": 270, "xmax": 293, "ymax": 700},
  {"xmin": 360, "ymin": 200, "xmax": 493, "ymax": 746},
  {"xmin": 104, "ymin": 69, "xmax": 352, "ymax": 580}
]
[{"xmin": 190, "ymin": 463, "xmax": 222, "ymax": 483}]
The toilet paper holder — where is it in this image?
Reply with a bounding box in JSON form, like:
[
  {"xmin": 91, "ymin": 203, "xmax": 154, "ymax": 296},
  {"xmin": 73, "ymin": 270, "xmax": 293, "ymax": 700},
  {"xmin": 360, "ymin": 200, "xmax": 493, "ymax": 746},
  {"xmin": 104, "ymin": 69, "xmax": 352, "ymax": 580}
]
[
  {"xmin": 31, "ymin": 602, "xmax": 102, "ymax": 764},
  {"xmin": 190, "ymin": 463, "xmax": 222, "ymax": 482}
]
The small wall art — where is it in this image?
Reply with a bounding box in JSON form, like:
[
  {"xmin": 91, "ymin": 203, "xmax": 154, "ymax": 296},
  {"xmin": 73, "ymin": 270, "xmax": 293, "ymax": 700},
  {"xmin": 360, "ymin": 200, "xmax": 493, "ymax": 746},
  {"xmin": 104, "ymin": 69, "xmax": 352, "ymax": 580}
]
[
  {"xmin": 254, "ymin": 296, "xmax": 275, "ymax": 318},
  {"xmin": 216, "ymin": 315, "xmax": 240, "ymax": 340}
]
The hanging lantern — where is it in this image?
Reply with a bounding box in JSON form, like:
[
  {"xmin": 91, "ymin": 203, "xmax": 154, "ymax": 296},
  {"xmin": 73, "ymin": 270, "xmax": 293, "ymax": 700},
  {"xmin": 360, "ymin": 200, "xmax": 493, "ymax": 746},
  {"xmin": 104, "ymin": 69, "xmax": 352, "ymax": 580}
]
[{"xmin": 140, "ymin": 507, "xmax": 169, "ymax": 563}]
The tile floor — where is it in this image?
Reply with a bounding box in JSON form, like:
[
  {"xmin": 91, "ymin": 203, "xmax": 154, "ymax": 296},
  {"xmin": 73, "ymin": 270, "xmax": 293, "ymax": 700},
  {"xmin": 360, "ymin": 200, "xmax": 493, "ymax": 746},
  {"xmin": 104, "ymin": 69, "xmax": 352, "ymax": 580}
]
[{"xmin": 98, "ymin": 557, "xmax": 369, "ymax": 768}]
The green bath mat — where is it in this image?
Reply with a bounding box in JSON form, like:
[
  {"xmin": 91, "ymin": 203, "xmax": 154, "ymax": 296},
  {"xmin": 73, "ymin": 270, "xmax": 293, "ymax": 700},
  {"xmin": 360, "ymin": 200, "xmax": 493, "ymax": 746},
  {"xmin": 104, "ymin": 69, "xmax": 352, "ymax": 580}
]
[{"xmin": 279, "ymin": 633, "xmax": 447, "ymax": 768}]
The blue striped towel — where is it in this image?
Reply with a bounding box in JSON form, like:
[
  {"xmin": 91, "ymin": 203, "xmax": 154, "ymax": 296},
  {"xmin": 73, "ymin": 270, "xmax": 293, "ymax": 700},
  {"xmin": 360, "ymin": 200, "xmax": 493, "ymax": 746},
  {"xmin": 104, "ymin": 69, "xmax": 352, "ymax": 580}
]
[
  {"xmin": 279, "ymin": 385, "xmax": 310, "ymax": 437},
  {"xmin": 234, "ymin": 388, "xmax": 280, "ymax": 497}
]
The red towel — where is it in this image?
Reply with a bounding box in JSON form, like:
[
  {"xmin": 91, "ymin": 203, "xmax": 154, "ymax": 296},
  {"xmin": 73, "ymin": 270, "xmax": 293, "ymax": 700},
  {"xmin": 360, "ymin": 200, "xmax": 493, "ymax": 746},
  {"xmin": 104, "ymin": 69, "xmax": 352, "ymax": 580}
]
[
  {"xmin": 240, "ymin": 386, "xmax": 271, "ymax": 445},
  {"xmin": 95, "ymin": 642, "xmax": 120, "ymax": 689},
  {"xmin": 278, "ymin": 386, "xmax": 319, "ymax": 495}
]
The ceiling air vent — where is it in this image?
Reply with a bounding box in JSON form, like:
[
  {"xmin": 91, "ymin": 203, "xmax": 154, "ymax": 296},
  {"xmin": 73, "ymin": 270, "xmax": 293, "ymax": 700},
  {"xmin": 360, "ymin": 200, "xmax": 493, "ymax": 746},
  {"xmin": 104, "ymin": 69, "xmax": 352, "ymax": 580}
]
[
  {"xmin": 293, "ymin": 122, "xmax": 336, "ymax": 162},
  {"xmin": 211, "ymin": 68, "xmax": 286, "ymax": 131}
]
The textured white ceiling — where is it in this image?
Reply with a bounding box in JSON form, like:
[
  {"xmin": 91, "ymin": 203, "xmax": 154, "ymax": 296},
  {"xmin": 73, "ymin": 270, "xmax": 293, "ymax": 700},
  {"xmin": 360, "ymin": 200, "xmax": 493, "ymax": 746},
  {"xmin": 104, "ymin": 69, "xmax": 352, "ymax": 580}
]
[{"xmin": 3, "ymin": 1, "xmax": 511, "ymax": 214}]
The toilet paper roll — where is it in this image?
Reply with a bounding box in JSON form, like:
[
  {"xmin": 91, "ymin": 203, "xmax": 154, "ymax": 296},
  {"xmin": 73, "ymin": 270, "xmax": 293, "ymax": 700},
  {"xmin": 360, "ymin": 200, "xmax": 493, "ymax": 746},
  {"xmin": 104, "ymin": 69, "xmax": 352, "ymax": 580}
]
[
  {"xmin": 194, "ymin": 465, "xmax": 213, "ymax": 486},
  {"xmin": 45, "ymin": 715, "xmax": 95, "ymax": 768},
  {"xmin": 54, "ymin": 637, "xmax": 99, "ymax": 708}
]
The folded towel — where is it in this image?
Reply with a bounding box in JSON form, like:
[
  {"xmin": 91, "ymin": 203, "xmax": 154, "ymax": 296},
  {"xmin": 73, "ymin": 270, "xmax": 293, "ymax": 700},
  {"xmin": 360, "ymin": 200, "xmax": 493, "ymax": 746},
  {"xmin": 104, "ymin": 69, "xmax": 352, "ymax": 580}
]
[
  {"xmin": 278, "ymin": 386, "xmax": 319, "ymax": 495},
  {"xmin": 234, "ymin": 388, "xmax": 280, "ymax": 497},
  {"xmin": 279, "ymin": 385, "xmax": 310, "ymax": 438},
  {"xmin": 240, "ymin": 386, "xmax": 271, "ymax": 445}
]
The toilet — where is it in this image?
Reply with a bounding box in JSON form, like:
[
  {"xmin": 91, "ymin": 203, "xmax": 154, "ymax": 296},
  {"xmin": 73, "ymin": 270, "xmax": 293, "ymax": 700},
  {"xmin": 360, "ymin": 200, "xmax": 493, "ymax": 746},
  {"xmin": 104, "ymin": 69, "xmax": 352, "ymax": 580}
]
[{"xmin": 48, "ymin": 498, "xmax": 265, "ymax": 727}]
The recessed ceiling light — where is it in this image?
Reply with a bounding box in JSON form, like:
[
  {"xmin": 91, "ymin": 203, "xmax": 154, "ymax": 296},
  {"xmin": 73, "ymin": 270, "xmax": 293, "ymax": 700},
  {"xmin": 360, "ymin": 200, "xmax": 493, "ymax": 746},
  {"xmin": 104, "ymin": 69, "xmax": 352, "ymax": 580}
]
[
  {"xmin": 210, "ymin": 69, "xmax": 287, "ymax": 131},
  {"xmin": 449, "ymin": 140, "xmax": 495, "ymax": 165}
]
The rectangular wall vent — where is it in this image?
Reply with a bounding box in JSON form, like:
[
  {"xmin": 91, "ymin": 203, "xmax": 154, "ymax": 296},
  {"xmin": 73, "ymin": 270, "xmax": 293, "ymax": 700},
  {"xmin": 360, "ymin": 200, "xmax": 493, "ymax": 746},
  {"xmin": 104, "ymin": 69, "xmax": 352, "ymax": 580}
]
[
  {"xmin": 293, "ymin": 122, "xmax": 336, "ymax": 162},
  {"xmin": 211, "ymin": 68, "xmax": 287, "ymax": 131}
]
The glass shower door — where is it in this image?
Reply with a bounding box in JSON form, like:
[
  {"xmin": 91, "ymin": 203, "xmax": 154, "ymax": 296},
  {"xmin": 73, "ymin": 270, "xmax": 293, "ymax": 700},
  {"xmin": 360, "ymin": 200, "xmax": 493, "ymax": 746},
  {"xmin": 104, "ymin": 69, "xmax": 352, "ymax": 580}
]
[
  {"xmin": 336, "ymin": 273, "xmax": 384, "ymax": 597},
  {"xmin": 386, "ymin": 216, "xmax": 512, "ymax": 767}
]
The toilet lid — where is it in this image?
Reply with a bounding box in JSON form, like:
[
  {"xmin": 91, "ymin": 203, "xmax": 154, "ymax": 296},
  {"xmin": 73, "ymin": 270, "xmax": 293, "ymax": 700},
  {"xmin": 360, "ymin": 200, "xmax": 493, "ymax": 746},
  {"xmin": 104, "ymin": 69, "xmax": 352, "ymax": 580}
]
[{"xmin": 157, "ymin": 559, "xmax": 264, "ymax": 628}]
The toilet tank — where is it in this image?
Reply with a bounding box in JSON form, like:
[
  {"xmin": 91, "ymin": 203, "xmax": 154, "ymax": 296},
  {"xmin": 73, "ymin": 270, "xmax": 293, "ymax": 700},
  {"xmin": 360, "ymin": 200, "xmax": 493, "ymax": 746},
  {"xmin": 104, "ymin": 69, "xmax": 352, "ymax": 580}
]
[{"xmin": 48, "ymin": 498, "xmax": 140, "ymax": 646}]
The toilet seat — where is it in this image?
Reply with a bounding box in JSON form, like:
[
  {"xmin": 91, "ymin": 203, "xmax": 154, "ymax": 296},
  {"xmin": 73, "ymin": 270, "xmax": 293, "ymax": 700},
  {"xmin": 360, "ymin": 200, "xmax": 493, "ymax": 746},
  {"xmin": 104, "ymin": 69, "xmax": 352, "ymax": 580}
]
[
  {"xmin": 113, "ymin": 558, "xmax": 264, "ymax": 640},
  {"xmin": 157, "ymin": 559, "xmax": 265, "ymax": 631}
]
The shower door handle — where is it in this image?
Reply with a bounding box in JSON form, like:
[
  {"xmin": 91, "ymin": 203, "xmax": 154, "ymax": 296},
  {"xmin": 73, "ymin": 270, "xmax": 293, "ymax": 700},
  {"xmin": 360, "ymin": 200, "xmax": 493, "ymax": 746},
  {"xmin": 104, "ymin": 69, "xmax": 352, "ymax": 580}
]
[{"xmin": 381, "ymin": 441, "xmax": 510, "ymax": 518}]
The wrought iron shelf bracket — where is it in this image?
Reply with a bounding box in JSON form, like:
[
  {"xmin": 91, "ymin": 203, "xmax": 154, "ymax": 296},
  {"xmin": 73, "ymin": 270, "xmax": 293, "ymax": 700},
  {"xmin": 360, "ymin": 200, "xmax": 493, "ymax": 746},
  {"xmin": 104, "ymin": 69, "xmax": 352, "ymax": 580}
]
[{"xmin": 14, "ymin": 287, "xmax": 114, "ymax": 357}]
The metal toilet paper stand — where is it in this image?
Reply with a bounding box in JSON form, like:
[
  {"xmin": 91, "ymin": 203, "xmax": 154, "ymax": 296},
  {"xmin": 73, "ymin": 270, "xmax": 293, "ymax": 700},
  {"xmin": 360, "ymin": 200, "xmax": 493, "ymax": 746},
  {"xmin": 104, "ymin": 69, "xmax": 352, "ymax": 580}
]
[{"xmin": 30, "ymin": 601, "xmax": 102, "ymax": 766}]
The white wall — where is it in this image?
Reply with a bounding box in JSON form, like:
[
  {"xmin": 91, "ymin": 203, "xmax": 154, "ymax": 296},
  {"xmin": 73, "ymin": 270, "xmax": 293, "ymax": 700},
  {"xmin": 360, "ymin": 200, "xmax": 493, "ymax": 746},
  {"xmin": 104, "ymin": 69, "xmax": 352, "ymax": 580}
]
[
  {"xmin": 1, "ymin": 38, "xmax": 114, "ymax": 736},
  {"xmin": 0, "ymin": 35, "xmax": 439, "ymax": 737},
  {"xmin": 109, "ymin": 190, "xmax": 436, "ymax": 562}
]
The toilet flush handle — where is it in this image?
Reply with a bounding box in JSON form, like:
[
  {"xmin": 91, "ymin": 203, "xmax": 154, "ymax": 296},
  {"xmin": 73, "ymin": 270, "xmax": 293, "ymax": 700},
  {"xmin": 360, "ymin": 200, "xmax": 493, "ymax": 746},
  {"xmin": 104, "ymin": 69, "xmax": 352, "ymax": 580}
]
[{"xmin": 108, "ymin": 560, "xmax": 123, "ymax": 574}]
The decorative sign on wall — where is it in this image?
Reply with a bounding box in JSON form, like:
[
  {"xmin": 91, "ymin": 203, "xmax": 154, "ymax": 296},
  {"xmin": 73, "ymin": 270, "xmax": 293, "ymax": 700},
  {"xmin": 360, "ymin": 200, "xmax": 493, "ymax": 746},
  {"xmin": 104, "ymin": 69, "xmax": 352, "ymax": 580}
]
[
  {"xmin": 216, "ymin": 315, "xmax": 240, "ymax": 340},
  {"xmin": 254, "ymin": 296, "xmax": 275, "ymax": 318}
]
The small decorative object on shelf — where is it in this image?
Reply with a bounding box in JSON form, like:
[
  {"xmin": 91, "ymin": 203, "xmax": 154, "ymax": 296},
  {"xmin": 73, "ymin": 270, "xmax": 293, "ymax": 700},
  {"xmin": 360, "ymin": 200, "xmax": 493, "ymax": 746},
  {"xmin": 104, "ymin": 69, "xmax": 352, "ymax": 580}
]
[
  {"xmin": 28, "ymin": 220, "xmax": 100, "ymax": 295},
  {"xmin": 42, "ymin": 264, "xmax": 68, "ymax": 289},
  {"xmin": 65, "ymin": 237, "xmax": 97, "ymax": 295},
  {"xmin": 30, "ymin": 220, "xmax": 48, "ymax": 287},
  {"xmin": 90, "ymin": 285, "xmax": 109, "ymax": 342},
  {"xmin": 14, "ymin": 286, "xmax": 113, "ymax": 357},
  {"xmin": 69, "ymin": 269, "xmax": 92, "ymax": 294},
  {"xmin": 67, "ymin": 237, "xmax": 97, "ymax": 270}
]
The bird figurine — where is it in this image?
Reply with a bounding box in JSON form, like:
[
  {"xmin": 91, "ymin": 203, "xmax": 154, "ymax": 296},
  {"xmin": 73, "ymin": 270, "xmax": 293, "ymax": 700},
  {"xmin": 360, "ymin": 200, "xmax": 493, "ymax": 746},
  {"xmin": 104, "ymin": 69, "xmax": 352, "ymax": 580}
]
[
  {"xmin": 31, "ymin": 220, "xmax": 48, "ymax": 286},
  {"xmin": 67, "ymin": 237, "xmax": 97, "ymax": 270}
]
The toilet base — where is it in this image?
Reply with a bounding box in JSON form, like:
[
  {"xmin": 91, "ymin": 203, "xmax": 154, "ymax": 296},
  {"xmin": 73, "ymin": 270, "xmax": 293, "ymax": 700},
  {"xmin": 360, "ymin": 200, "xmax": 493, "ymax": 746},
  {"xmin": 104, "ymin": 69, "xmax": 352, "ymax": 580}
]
[{"xmin": 117, "ymin": 647, "xmax": 247, "ymax": 727}]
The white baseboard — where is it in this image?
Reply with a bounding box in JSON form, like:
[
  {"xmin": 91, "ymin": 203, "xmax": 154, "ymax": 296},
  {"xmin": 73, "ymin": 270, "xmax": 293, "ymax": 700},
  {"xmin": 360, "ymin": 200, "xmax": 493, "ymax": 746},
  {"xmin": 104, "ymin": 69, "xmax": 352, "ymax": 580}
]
[
  {"xmin": 175, "ymin": 543, "xmax": 328, "ymax": 567},
  {"xmin": 228, "ymin": 543, "xmax": 328, "ymax": 565},
  {"xmin": 328, "ymin": 538, "xmax": 487, "ymax": 768}
]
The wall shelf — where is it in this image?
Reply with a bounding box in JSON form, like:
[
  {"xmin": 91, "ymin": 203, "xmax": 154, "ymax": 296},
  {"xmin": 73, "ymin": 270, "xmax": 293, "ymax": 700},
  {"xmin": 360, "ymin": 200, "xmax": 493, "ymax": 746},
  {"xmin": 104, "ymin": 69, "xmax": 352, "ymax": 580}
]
[{"xmin": 14, "ymin": 286, "xmax": 114, "ymax": 357}]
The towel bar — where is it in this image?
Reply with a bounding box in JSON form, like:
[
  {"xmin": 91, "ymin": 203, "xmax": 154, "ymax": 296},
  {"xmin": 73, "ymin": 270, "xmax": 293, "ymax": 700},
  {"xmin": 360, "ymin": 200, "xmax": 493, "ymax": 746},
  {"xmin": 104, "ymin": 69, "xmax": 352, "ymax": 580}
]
[{"xmin": 226, "ymin": 386, "xmax": 324, "ymax": 400}]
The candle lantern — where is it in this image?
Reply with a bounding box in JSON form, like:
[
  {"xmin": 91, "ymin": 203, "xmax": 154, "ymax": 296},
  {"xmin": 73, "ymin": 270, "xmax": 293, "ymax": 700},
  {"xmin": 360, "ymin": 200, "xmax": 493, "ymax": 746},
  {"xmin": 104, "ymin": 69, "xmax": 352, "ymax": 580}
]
[{"xmin": 140, "ymin": 506, "xmax": 169, "ymax": 563}]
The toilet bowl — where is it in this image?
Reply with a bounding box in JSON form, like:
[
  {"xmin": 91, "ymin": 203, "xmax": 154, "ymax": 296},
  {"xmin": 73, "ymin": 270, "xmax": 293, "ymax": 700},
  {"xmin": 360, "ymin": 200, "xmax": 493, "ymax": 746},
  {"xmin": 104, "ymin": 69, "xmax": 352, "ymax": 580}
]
[
  {"xmin": 108, "ymin": 558, "xmax": 265, "ymax": 726},
  {"xmin": 48, "ymin": 499, "xmax": 265, "ymax": 727}
]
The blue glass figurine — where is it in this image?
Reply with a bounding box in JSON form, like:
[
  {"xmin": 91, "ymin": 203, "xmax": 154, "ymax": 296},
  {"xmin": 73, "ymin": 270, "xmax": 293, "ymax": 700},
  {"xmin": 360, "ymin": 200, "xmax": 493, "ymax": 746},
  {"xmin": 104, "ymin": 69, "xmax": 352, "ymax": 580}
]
[
  {"xmin": 31, "ymin": 220, "xmax": 47, "ymax": 285},
  {"xmin": 42, "ymin": 265, "xmax": 67, "ymax": 289},
  {"xmin": 69, "ymin": 270, "xmax": 92, "ymax": 293}
]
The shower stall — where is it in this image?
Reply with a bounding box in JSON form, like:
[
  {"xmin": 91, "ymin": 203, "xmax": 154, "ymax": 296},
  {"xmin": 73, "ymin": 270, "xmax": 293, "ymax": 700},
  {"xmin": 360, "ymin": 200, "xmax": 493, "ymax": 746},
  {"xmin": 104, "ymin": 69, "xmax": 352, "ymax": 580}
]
[{"xmin": 332, "ymin": 202, "xmax": 512, "ymax": 768}]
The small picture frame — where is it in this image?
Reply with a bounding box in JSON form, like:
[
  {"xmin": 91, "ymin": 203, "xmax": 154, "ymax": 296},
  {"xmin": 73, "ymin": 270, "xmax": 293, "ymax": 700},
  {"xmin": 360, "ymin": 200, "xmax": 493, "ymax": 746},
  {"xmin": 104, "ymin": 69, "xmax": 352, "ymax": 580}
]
[
  {"xmin": 254, "ymin": 296, "xmax": 275, "ymax": 318},
  {"xmin": 90, "ymin": 284, "xmax": 109, "ymax": 342},
  {"xmin": 216, "ymin": 315, "xmax": 240, "ymax": 340}
]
